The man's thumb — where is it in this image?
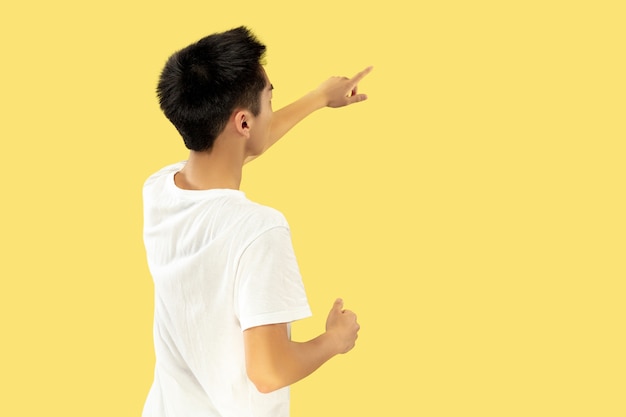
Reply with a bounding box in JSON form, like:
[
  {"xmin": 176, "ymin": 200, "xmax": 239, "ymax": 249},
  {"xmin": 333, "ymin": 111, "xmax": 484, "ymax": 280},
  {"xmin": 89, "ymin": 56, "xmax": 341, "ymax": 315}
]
[{"xmin": 333, "ymin": 298, "xmax": 344, "ymax": 312}]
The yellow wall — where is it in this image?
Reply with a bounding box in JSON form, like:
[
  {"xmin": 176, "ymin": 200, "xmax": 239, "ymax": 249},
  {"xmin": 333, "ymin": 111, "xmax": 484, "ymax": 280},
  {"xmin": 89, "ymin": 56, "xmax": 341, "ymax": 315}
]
[{"xmin": 1, "ymin": 1, "xmax": 624, "ymax": 416}]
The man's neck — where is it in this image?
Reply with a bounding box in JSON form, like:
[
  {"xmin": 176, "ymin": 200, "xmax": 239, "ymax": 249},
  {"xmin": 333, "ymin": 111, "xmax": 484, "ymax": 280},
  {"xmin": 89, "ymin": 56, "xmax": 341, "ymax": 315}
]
[{"xmin": 174, "ymin": 145, "xmax": 245, "ymax": 191}]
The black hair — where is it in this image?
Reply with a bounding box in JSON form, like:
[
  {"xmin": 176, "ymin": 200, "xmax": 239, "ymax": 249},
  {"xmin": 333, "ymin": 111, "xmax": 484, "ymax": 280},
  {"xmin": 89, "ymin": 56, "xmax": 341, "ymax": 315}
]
[{"xmin": 157, "ymin": 26, "xmax": 267, "ymax": 151}]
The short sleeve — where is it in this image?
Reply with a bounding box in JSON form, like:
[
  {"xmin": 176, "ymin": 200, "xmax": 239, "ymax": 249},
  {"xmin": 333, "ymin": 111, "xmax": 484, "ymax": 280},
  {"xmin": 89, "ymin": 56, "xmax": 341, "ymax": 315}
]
[{"xmin": 235, "ymin": 226, "xmax": 312, "ymax": 331}]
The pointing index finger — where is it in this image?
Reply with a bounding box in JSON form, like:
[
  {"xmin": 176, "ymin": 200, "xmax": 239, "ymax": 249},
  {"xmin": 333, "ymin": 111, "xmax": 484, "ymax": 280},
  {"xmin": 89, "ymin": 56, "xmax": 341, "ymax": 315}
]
[{"xmin": 350, "ymin": 66, "xmax": 374, "ymax": 85}]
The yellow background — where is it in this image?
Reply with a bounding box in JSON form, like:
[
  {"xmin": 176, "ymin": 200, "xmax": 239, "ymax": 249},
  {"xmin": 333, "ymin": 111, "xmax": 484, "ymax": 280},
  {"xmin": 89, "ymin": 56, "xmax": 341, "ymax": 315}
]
[{"xmin": 1, "ymin": 1, "xmax": 624, "ymax": 416}]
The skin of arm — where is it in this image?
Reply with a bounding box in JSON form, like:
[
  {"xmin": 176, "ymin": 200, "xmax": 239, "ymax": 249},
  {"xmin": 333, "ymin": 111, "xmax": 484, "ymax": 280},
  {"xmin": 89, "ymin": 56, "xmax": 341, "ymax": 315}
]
[
  {"xmin": 244, "ymin": 299, "xmax": 359, "ymax": 393},
  {"xmin": 242, "ymin": 67, "xmax": 371, "ymax": 393},
  {"xmin": 244, "ymin": 66, "xmax": 373, "ymax": 164}
]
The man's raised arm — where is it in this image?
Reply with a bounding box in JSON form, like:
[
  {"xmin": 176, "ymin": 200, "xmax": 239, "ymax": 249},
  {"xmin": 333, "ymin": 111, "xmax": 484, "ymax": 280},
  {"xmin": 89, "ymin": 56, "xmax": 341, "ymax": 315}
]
[{"xmin": 245, "ymin": 66, "xmax": 373, "ymax": 164}]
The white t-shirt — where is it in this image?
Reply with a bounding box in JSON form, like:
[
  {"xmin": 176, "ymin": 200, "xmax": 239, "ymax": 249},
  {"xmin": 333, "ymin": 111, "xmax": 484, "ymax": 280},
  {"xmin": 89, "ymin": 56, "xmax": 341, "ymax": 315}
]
[{"xmin": 142, "ymin": 162, "xmax": 312, "ymax": 417}]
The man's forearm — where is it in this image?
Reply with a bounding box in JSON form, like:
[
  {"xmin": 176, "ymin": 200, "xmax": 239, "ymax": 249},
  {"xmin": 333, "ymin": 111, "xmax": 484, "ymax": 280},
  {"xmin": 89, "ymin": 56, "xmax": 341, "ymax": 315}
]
[
  {"xmin": 269, "ymin": 90, "xmax": 327, "ymax": 144},
  {"xmin": 244, "ymin": 325, "xmax": 340, "ymax": 394},
  {"xmin": 245, "ymin": 91, "xmax": 326, "ymax": 164},
  {"xmin": 272, "ymin": 332, "xmax": 338, "ymax": 392}
]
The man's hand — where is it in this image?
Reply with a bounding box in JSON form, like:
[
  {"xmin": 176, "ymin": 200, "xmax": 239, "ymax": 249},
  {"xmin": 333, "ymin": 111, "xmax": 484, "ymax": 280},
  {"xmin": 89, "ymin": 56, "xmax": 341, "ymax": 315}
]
[
  {"xmin": 325, "ymin": 298, "xmax": 360, "ymax": 354},
  {"xmin": 314, "ymin": 66, "xmax": 373, "ymax": 108}
]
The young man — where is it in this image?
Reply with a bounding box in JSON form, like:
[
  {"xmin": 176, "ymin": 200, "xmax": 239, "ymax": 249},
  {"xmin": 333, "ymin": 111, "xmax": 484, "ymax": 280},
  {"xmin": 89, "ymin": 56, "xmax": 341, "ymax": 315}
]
[{"xmin": 142, "ymin": 26, "xmax": 372, "ymax": 417}]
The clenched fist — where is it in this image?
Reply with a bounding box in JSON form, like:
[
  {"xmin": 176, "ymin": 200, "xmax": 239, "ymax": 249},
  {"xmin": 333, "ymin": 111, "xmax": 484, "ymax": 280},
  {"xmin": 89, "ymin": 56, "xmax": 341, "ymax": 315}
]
[{"xmin": 325, "ymin": 298, "xmax": 360, "ymax": 354}]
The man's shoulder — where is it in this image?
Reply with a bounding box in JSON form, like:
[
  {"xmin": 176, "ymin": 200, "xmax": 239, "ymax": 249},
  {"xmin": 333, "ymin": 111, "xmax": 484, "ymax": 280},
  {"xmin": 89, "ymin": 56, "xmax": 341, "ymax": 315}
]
[
  {"xmin": 236, "ymin": 199, "xmax": 289, "ymax": 231},
  {"xmin": 143, "ymin": 162, "xmax": 184, "ymax": 189}
]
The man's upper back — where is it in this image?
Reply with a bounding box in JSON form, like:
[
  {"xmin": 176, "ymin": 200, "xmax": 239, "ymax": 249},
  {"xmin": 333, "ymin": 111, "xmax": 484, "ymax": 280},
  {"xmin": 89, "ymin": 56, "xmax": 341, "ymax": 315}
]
[{"xmin": 142, "ymin": 162, "xmax": 310, "ymax": 417}]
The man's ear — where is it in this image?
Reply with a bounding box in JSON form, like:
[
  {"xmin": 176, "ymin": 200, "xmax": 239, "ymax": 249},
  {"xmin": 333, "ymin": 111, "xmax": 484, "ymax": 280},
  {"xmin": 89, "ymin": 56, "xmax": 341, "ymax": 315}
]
[{"xmin": 234, "ymin": 110, "xmax": 252, "ymax": 138}]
